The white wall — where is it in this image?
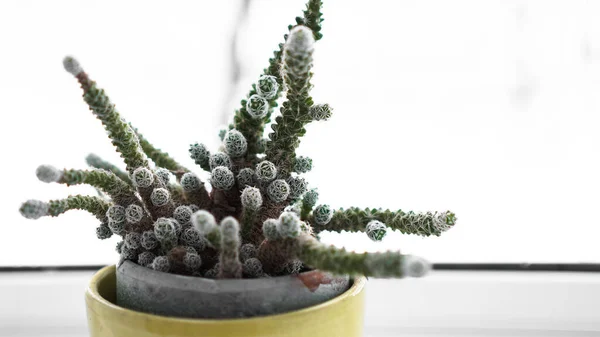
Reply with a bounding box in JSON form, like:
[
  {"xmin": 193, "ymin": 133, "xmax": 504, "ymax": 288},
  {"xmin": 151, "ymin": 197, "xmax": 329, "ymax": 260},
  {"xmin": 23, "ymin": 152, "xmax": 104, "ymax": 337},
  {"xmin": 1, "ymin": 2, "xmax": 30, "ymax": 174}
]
[{"xmin": 2, "ymin": 0, "xmax": 600, "ymax": 265}]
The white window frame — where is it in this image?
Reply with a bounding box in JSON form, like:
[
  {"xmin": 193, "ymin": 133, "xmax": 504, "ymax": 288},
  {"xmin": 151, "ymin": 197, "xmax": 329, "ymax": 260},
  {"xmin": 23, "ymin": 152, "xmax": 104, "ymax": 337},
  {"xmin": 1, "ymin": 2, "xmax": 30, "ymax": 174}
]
[{"xmin": 2, "ymin": 268, "xmax": 599, "ymax": 336}]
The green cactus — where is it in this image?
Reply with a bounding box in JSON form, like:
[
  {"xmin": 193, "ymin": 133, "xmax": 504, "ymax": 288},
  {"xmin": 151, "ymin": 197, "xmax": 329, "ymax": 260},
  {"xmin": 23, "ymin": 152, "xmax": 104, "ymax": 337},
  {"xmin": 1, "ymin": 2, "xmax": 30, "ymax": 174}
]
[
  {"xmin": 130, "ymin": 124, "xmax": 189, "ymax": 177},
  {"xmin": 324, "ymin": 207, "xmax": 456, "ymax": 237},
  {"xmin": 85, "ymin": 153, "xmax": 132, "ymax": 185},
  {"xmin": 63, "ymin": 57, "xmax": 148, "ymax": 173},
  {"xmin": 265, "ymin": 26, "xmax": 317, "ymax": 178},
  {"xmin": 20, "ymin": 0, "xmax": 455, "ymax": 280},
  {"xmin": 20, "ymin": 195, "xmax": 110, "ymax": 221},
  {"xmin": 296, "ymin": 234, "xmax": 430, "ymax": 278},
  {"xmin": 300, "ymin": 188, "xmax": 319, "ymax": 220},
  {"xmin": 189, "ymin": 143, "xmax": 211, "ymax": 172},
  {"xmin": 218, "ymin": 217, "xmax": 242, "ymax": 278},
  {"xmin": 180, "ymin": 173, "xmax": 211, "ymax": 209},
  {"xmin": 37, "ymin": 166, "xmax": 139, "ymax": 206},
  {"xmin": 240, "ymin": 243, "xmax": 258, "ymax": 262}
]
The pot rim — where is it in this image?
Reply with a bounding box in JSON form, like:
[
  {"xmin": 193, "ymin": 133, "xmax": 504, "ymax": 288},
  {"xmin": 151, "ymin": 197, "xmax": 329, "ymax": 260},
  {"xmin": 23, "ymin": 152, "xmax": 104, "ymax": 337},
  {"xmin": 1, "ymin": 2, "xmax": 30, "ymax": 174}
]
[
  {"xmin": 118, "ymin": 259, "xmax": 350, "ymax": 293},
  {"xmin": 87, "ymin": 264, "xmax": 367, "ymax": 323}
]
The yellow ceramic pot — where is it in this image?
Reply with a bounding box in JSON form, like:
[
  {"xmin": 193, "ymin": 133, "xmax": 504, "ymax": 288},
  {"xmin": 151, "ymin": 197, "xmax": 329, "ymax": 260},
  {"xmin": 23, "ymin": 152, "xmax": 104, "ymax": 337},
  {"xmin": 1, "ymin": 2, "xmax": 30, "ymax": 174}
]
[{"xmin": 85, "ymin": 265, "xmax": 367, "ymax": 337}]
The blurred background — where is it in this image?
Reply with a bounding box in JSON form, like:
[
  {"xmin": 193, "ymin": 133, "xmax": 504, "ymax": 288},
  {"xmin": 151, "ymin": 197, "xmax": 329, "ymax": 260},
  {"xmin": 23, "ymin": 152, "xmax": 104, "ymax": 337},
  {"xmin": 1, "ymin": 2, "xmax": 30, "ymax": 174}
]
[{"xmin": 2, "ymin": 0, "xmax": 600, "ymax": 266}]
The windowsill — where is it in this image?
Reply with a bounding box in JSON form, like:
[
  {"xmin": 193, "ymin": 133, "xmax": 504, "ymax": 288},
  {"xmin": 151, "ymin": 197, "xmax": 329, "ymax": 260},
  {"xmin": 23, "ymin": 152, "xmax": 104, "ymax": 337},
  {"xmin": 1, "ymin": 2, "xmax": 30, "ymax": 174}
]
[{"xmin": 2, "ymin": 270, "xmax": 600, "ymax": 336}]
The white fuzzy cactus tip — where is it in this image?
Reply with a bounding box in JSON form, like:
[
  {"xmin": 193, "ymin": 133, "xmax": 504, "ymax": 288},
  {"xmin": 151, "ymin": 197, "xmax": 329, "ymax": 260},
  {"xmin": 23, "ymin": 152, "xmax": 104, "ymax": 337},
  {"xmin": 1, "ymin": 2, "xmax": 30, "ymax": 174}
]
[
  {"xmin": 402, "ymin": 255, "xmax": 431, "ymax": 278},
  {"xmin": 20, "ymin": 200, "xmax": 49, "ymax": 219},
  {"xmin": 192, "ymin": 210, "xmax": 217, "ymax": 235},
  {"xmin": 62, "ymin": 56, "xmax": 83, "ymax": 76},
  {"xmin": 277, "ymin": 211, "xmax": 301, "ymax": 238},
  {"xmin": 36, "ymin": 165, "xmax": 62, "ymax": 183},
  {"xmin": 262, "ymin": 219, "xmax": 280, "ymax": 241},
  {"xmin": 241, "ymin": 186, "xmax": 263, "ymax": 211},
  {"xmin": 286, "ymin": 25, "xmax": 315, "ymax": 54},
  {"xmin": 220, "ymin": 217, "xmax": 240, "ymax": 244}
]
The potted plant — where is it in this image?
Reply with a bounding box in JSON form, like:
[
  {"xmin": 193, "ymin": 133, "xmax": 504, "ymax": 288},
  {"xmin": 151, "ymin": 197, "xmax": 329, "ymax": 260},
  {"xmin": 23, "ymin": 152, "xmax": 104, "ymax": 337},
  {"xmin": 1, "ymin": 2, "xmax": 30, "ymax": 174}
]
[{"xmin": 19, "ymin": 1, "xmax": 456, "ymax": 336}]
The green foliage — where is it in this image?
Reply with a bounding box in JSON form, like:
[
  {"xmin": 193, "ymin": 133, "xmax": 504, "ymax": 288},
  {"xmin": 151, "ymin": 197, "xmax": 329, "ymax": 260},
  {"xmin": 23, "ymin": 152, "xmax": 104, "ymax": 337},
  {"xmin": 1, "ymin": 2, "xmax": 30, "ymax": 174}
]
[
  {"xmin": 313, "ymin": 204, "xmax": 333, "ymax": 225},
  {"xmin": 366, "ymin": 220, "xmax": 387, "ymax": 242},
  {"xmin": 297, "ymin": 234, "xmax": 430, "ymax": 278},
  {"xmin": 180, "ymin": 227, "xmax": 205, "ymax": 251},
  {"xmin": 267, "ymin": 179, "xmax": 290, "ymax": 203},
  {"xmin": 141, "ymin": 230, "xmax": 159, "ymax": 250},
  {"xmin": 173, "ymin": 206, "xmax": 193, "ymax": 225},
  {"xmin": 189, "ymin": 143, "xmax": 211, "ymax": 172},
  {"xmin": 232, "ymin": 0, "xmax": 324, "ymax": 161},
  {"xmin": 183, "ymin": 253, "xmax": 202, "ymax": 272},
  {"xmin": 44, "ymin": 167, "xmax": 137, "ymax": 205},
  {"xmin": 20, "ymin": 0, "xmax": 455, "ymax": 281},
  {"xmin": 287, "ymin": 176, "xmax": 308, "ymax": 200},
  {"xmin": 299, "ymin": 0, "xmax": 325, "ymax": 41},
  {"xmin": 240, "ymin": 187, "xmax": 263, "ymax": 242},
  {"xmin": 219, "ymin": 217, "xmax": 242, "ymax": 278},
  {"xmin": 223, "ymin": 130, "xmax": 248, "ymax": 158},
  {"xmin": 245, "ymin": 95, "xmax": 269, "ymax": 119},
  {"xmin": 96, "ymin": 225, "xmax": 112, "ymax": 240},
  {"xmin": 293, "ymin": 156, "xmax": 313, "ymax": 173},
  {"xmin": 242, "ymin": 257, "xmax": 264, "ymax": 278},
  {"xmin": 265, "ymin": 26, "xmax": 316, "ymax": 177},
  {"xmin": 240, "ymin": 243, "xmax": 257, "ymax": 262},
  {"xmin": 108, "ymin": 218, "xmax": 125, "ymax": 236},
  {"xmin": 132, "ymin": 167, "xmax": 154, "ymax": 188},
  {"xmin": 277, "ymin": 212, "xmax": 301, "ymax": 238},
  {"xmin": 262, "ymin": 219, "xmax": 281, "ymax": 241},
  {"xmin": 155, "ymin": 168, "xmax": 172, "ymax": 186},
  {"xmin": 309, "ymin": 103, "xmax": 332, "ymax": 121},
  {"xmin": 85, "ymin": 153, "xmax": 132, "ymax": 185},
  {"xmin": 130, "ymin": 125, "xmax": 188, "ymax": 174},
  {"xmin": 209, "ymin": 152, "xmax": 232, "ymax": 171},
  {"xmin": 210, "ymin": 166, "xmax": 235, "ymax": 190},
  {"xmin": 191, "ymin": 210, "xmax": 215, "ymax": 233},
  {"xmin": 150, "ymin": 188, "xmax": 171, "ymax": 206},
  {"xmin": 256, "ymin": 75, "xmax": 279, "ymax": 100},
  {"xmin": 138, "ymin": 251, "xmax": 156, "ymax": 267},
  {"xmin": 20, "ymin": 195, "xmax": 111, "ymax": 222},
  {"xmin": 236, "ymin": 168, "xmax": 255, "ymax": 188},
  {"xmin": 125, "ymin": 232, "xmax": 142, "ymax": 249},
  {"xmin": 324, "ymin": 208, "xmax": 456, "ymax": 237},
  {"xmin": 64, "ymin": 57, "xmax": 148, "ymax": 173},
  {"xmin": 255, "ymin": 160, "xmax": 277, "ymax": 182},
  {"xmin": 300, "ymin": 188, "xmax": 319, "ymax": 220},
  {"xmin": 125, "ymin": 204, "xmax": 145, "ymax": 224},
  {"xmin": 152, "ymin": 256, "xmax": 171, "ymax": 272},
  {"xmin": 154, "ymin": 218, "xmax": 177, "ymax": 243},
  {"xmin": 106, "ymin": 205, "xmax": 126, "ymax": 223},
  {"xmin": 241, "ymin": 186, "xmax": 263, "ymax": 211}
]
